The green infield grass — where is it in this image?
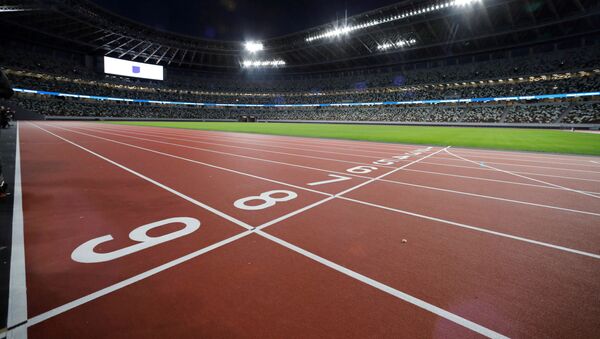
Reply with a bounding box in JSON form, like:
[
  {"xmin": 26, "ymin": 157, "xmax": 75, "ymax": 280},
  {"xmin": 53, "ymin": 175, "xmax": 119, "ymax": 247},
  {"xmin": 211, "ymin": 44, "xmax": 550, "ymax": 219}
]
[{"xmin": 106, "ymin": 121, "xmax": 600, "ymax": 156}]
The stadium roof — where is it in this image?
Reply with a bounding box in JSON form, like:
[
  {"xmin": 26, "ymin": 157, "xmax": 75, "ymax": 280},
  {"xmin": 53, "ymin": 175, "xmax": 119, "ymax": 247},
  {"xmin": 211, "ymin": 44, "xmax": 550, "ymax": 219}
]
[{"xmin": 1, "ymin": 0, "xmax": 599, "ymax": 75}]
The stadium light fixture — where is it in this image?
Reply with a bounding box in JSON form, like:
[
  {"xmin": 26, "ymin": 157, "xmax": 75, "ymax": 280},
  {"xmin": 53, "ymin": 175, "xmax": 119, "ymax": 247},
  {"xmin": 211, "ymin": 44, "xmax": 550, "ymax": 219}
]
[
  {"xmin": 306, "ymin": 0, "xmax": 482, "ymax": 42},
  {"xmin": 376, "ymin": 38, "xmax": 417, "ymax": 51},
  {"xmin": 241, "ymin": 59, "xmax": 286, "ymax": 68},
  {"xmin": 244, "ymin": 41, "xmax": 264, "ymax": 53},
  {"xmin": 0, "ymin": 5, "xmax": 37, "ymax": 12}
]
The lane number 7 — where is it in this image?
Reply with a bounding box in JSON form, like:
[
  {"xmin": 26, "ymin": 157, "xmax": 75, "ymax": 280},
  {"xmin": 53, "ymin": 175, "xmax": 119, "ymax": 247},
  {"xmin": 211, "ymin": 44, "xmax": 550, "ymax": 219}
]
[{"xmin": 307, "ymin": 174, "xmax": 352, "ymax": 186}]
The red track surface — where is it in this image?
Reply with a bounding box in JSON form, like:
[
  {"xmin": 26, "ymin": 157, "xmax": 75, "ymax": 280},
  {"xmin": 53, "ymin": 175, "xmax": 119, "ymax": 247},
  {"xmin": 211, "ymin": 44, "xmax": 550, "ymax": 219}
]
[{"xmin": 6, "ymin": 121, "xmax": 600, "ymax": 338}]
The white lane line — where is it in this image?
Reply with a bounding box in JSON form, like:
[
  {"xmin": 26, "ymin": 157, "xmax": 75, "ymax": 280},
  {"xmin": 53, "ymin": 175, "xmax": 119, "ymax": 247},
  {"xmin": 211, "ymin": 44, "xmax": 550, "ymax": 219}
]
[
  {"xmin": 403, "ymin": 169, "xmax": 600, "ymax": 195},
  {"xmin": 103, "ymin": 122, "xmax": 599, "ymax": 165},
  {"xmin": 82, "ymin": 124, "xmax": 397, "ymax": 169},
  {"xmin": 43, "ymin": 124, "xmax": 333, "ymax": 198},
  {"xmin": 81, "ymin": 124, "xmax": 600, "ymax": 250},
  {"xmin": 104, "ymin": 124, "xmax": 600, "ymax": 172},
  {"xmin": 446, "ymin": 149, "xmax": 600, "ymax": 200},
  {"xmin": 6, "ymin": 327, "xmax": 26, "ymax": 339},
  {"xmin": 429, "ymin": 155, "xmax": 600, "ymax": 174},
  {"xmin": 26, "ymin": 230, "xmax": 253, "ymax": 328},
  {"xmin": 442, "ymin": 147, "xmax": 600, "ymax": 163},
  {"xmin": 434, "ymin": 153, "xmax": 600, "ymax": 168},
  {"xmin": 256, "ymin": 147, "xmax": 447, "ymax": 231},
  {"xmin": 254, "ymin": 230, "xmax": 508, "ymax": 339},
  {"xmin": 380, "ymin": 179, "xmax": 600, "ymax": 216},
  {"xmin": 94, "ymin": 124, "xmax": 600, "ymax": 182},
  {"xmin": 7, "ymin": 122, "xmax": 27, "ymax": 339},
  {"xmin": 104, "ymin": 123, "xmax": 421, "ymax": 155},
  {"xmin": 75, "ymin": 126, "xmax": 600, "ymax": 216},
  {"xmin": 21, "ymin": 126, "xmax": 485, "ymax": 337},
  {"xmin": 433, "ymin": 152, "xmax": 600, "ymax": 168},
  {"xmin": 591, "ymin": 161, "xmax": 600, "ymax": 165},
  {"xmin": 415, "ymin": 160, "xmax": 600, "ymax": 183},
  {"xmin": 337, "ymin": 147, "xmax": 444, "ymax": 197},
  {"xmin": 31, "ymin": 123, "xmax": 255, "ymax": 230},
  {"xmin": 27, "ymin": 123, "xmax": 585, "ymax": 338},
  {"xmin": 107, "ymin": 125, "xmax": 397, "ymax": 159},
  {"xmin": 337, "ymin": 196, "xmax": 600, "ymax": 260}
]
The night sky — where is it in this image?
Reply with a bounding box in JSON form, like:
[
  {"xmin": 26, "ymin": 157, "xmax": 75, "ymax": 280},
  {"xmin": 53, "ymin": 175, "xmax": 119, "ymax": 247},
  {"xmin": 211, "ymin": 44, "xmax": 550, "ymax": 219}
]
[{"xmin": 91, "ymin": 0, "xmax": 399, "ymax": 41}]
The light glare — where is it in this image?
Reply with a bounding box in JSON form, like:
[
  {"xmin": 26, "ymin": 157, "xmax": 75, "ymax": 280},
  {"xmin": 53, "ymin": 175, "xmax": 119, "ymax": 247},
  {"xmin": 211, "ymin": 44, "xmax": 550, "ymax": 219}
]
[{"xmin": 244, "ymin": 41, "xmax": 264, "ymax": 53}]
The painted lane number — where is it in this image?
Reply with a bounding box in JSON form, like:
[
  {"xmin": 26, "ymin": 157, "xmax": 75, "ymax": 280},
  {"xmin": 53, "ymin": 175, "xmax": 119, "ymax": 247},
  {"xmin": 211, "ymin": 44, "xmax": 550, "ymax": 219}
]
[
  {"xmin": 307, "ymin": 174, "xmax": 352, "ymax": 186},
  {"xmin": 234, "ymin": 190, "xmax": 297, "ymax": 211},
  {"xmin": 72, "ymin": 217, "xmax": 200, "ymax": 263},
  {"xmin": 347, "ymin": 166, "xmax": 378, "ymax": 174}
]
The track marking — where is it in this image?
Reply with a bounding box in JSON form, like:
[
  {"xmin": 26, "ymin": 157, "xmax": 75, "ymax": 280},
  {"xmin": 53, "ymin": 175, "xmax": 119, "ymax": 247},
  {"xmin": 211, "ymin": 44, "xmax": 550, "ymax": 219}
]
[
  {"xmin": 83, "ymin": 124, "xmax": 600, "ymax": 182},
  {"xmin": 591, "ymin": 161, "xmax": 600, "ymax": 165},
  {"xmin": 71, "ymin": 125, "xmax": 600, "ymax": 216},
  {"xmin": 255, "ymin": 230, "xmax": 508, "ymax": 339},
  {"xmin": 76, "ymin": 123, "xmax": 600, "ymax": 258},
  {"xmin": 26, "ymin": 230, "xmax": 253, "ymax": 328},
  {"xmin": 415, "ymin": 160, "xmax": 600, "ymax": 183},
  {"xmin": 19, "ymin": 127, "xmax": 507, "ymax": 337},
  {"xmin": 102, "ymin": 124, "xmax": 418, "ymax": 157},
  {"xmin": 108, "ymin": 125, "xmax": 600, "ymax": 172},
  {"xmin": 21, "ymin": 123, "xmax": 597, "ymax": 337},
  {"xmin": 7, "ymin": 122, "xmax": 27, "ymax": 339},
  {"xmin": 42, "ymin": 124, "xmax": 333, "ymax": 198},
  {"xmin": 446, "ymin": 148, "xmax": 600, "ymax": 200},
  {"xmin": 307, "ymin": 174, "xmax": 352, "ymax": 186},
  {"xmin": 82, "ymin": 124, "xmax": 396, "ymax": 169},
  {"xmin": 429, "ymin": 154, "xmax": 600, "ymax": 174},
  {"xmin": 337, "ymin": 196, "xmax": 600, "ymax": 260},
  {"xmin": 403, "ymin": 169, "xmax": 600, "ymax": 195},
  {"xmin": 71, "ymin": 217, "xmax": 202, "ymax": 263},
  {"xmin": 256, "ymin": 147, "xmax": 448, "ymax": 231},
  {"xmin": 31, "ymin": 123, "xmax": 254, "ymax": 231},
  {"xmin": 434, "ymin": 154, "xmax": 600, "ymax": 168},
  {"xmin": 102, "ymin": 123, "xmax": 600, "ymax": 166},
  {"xmin": 377, "ymin": 178, "xmax": 600, "ymax": 216}
]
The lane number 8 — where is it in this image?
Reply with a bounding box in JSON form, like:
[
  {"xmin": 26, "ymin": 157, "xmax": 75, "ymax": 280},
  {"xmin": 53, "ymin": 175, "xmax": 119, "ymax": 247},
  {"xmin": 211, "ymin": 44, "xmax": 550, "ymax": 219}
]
[{"xmin": 234, "ymin": 190, "xmax": 297, "ymax": 211}]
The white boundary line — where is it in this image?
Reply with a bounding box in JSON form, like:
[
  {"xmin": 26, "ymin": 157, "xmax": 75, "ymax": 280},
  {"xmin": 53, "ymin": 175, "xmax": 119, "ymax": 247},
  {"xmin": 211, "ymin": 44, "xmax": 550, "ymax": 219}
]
[
  {"xmin": 82, "ymin": 124, "xmax": 398, "ymax": 169},
  {"xmin": 430, "ymin": 155, "xmax": 600, "ymax": 174},
  {"xmin": 25, "ymin": 123, "xmax": 511, "ymax": 337},
  {"xmin": 413, "ymin": 160, "xmax": 600, "ymax": 183},
  {"xmin": 104, "ymin": 122, "xmax": 600, "ymax": 165},
  {"xmin": 446, "ymin": 149, "xmax": 600, "ymax": 200},
  {"xmin": 94, "ymin": 124, "xmax": 600, "ymax": 173},
  {"xmin": 85, "ymin": 124, "xmax": 600, "ymax": 182},
  {"xmin": 70, "ymin": 125, "xmax": 600, "ymax": 217},
  {"xmin": 255, "ymin": 230, "xmax": 508, "ymax": 339},
  {"xmin": 403, "ymin": 168, "xmax": 600, "ymax": 195},
  {"xmin": 26, "ymin": 230, "xmax": 253, "ymax": 328},
  {"xmin": 7, "ymin": 122, "xmax": 27, "ymax": 339},
  {"xmin": 105, "ymin": 125, "xmax": 600, "ymax": 172},
  {"xmin": 256, "ymin": 147, "xmax": 447, "ymax": 231},
  {"xmin": 43, "ymin": 124, "xmax": 332, "ymax": 198},
  {"xmin": 114, "ymin": 127, "xmax": 393, "ymax": 160},
  {"xmin": 103, "ymin": 123, "xmax": 421, "ymax": 154},
  {"xmin": 56, "ymin": 123, "xmax": 600, "ymax": 259},
  {"xmin": 337, "ymin": 196, "xmax": 600, "ymax": 260},
  {"xmin": 30, "ymin": 123, "xmax": 255, "ymax": 230}
]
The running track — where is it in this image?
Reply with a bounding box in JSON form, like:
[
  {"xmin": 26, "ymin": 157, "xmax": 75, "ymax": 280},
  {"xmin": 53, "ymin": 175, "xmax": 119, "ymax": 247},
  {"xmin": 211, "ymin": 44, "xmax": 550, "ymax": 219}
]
[{"xmin": 4, "ymin": 121, "xmax": 600, "ymax": 338}]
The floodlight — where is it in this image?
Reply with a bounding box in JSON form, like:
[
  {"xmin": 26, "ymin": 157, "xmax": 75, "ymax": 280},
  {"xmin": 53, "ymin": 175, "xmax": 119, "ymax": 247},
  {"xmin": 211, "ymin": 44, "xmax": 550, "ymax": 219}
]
[
  {"xmin": 455, "ymin": 0, "xmax": 478, "ymax": 6},
  {"xmin": 244, "ymin": 41, "xmax": 263, "ymax": 53},
  {"xmin": 241, "ymin": 59, "xmax": 286, "ymax": 68}
]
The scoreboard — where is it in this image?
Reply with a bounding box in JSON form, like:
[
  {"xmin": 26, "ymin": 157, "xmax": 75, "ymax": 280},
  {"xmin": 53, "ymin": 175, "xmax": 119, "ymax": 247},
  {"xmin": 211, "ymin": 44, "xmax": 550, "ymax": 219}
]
[{"xmin": 103, "ymin": 56, "xmax": 164, "ymax": 81}]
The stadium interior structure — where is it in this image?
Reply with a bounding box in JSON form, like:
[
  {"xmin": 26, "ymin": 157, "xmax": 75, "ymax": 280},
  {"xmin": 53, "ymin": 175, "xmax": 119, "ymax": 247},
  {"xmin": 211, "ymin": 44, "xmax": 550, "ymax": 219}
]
[
  {"xmin": 2, "ymin": 1, "xmax": 600, "ymax": 338},
  {"xmin": 0, "ymin": 0, "xmax": 599, "ymax": 127}
]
